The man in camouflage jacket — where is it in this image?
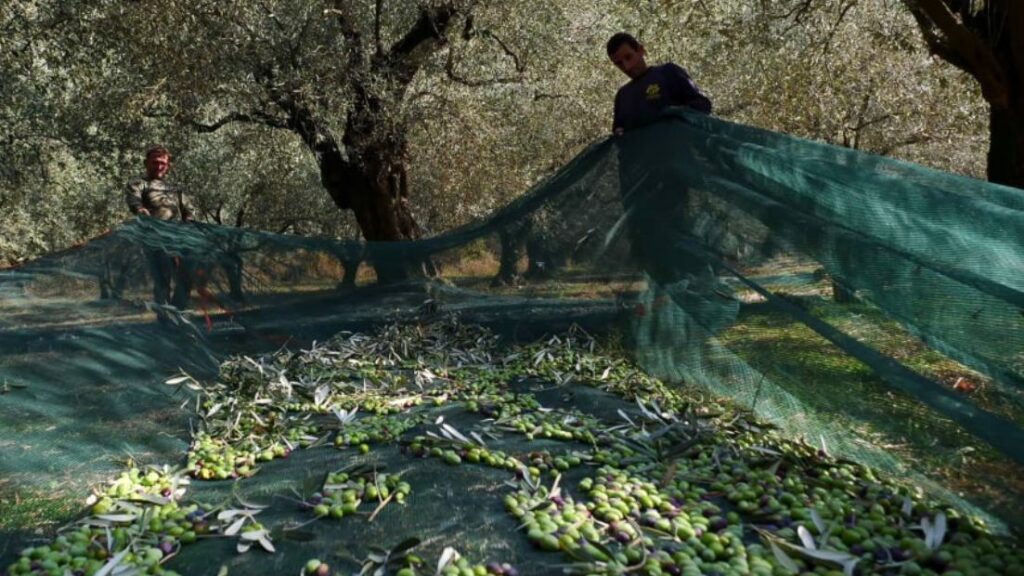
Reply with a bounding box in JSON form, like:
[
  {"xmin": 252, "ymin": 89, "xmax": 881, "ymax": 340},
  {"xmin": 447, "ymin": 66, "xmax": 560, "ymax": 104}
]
[{"xmin": 125, "ymin": 146, "xmax": 195, "ymax": 311}]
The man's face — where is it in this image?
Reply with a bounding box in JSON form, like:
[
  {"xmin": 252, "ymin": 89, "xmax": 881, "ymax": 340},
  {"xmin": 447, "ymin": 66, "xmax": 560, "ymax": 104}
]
[
  {"xmin": 610, "ymin": 43, "xmax": 647, "ymax": 79},
  {"xmin": 145, "ymin": 154, "xmax": 170, "ymax": 179}
]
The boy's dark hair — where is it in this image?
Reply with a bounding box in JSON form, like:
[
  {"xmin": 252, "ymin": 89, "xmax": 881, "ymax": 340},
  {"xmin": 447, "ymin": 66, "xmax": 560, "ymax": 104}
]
[
  {"xmin": 606, "ymin": 33, "xmax": 640, "ymax": 56},
  {"xmin": 146, "ymin": 145, "xmax": 171, "ymax": 160}
]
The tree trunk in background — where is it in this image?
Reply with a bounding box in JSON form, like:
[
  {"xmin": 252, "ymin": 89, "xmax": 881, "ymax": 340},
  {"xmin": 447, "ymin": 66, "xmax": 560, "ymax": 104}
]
[
  {"xmin": 905, "ymin": 0, "xmax": 1024, "ymax": 187},
  {"xmin": 988, "ymin": 105, "xmax": 1024, "ymax": 188},
  {"xmin": 224, "ymin": 254, "xmax": 245, "ymax": 302},
  {"xmin": 832, "ymin": 279, "xmax": 857, "ymax": 303},
  {"xmin": 525, "ymin": 230, "xmax": 568, "ymax": 280},
  {"xmin": 340, "ymin": 259, "xmax": 360, "ymax": 289},
  {"xmin": 493, "ymin": 221, "xmax": 531, "ymax": 286},
  {"xmin": 335, "ymin": 152, "xmax": 424, "ymax": 283},
  {"xmin": 98, "ymin": 255, "xmax": 133, "ymax": 300}
]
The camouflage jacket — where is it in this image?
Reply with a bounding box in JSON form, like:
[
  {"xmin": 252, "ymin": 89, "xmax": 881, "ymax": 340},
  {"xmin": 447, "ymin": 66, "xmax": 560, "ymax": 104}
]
[{"xmin": 125, "ymin": 177, "xmax": 194, "ymax": 221}]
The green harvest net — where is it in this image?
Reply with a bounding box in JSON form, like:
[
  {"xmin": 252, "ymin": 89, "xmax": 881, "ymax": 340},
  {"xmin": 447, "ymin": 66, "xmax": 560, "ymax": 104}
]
[{"xmin": 1, "ymin": 110, "xmax": 1023, "ymax": 576}]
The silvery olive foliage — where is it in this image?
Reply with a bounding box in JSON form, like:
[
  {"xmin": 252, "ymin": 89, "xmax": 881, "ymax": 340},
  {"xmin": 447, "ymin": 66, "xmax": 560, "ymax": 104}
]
[{"xmin": 0, "ymin": 0, "xmax": 990, "ymax": 263}]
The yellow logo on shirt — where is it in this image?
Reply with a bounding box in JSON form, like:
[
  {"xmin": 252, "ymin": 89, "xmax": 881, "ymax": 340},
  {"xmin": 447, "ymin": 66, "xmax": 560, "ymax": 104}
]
[{"xmin": 645, "ymin": 84, "xmax": 662, "ymax": 100}]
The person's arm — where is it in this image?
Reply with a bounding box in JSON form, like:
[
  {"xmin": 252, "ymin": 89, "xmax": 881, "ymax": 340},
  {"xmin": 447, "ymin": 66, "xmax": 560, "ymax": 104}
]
[
  {"xmin": 178, "ymin": 189, "xmax": 195, "ymax": 222},
  {"xmin": 612, "ymin": 90, "xmax": 624, "ymax": 135},
  {"xmin": 666, "ymin": 63, "xmax": 712, "ymax": 115},
  {"xmin": 125, "ymin": 180, "xmax": 150, "ymax": 216}
]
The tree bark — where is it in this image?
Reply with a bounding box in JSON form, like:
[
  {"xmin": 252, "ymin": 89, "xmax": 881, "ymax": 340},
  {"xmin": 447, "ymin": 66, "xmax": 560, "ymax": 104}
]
[
  {"xmin": 224, "ymin": 254, "xmax": 245, "ymax": 302},
  {"xmin": 493, "ymin": 221, "xmax": 531, "ymax": 286},
  {"xmin": 904, "ymin": 0, "xmax": 1024, "ymax": 187},
  {"xmin": 340, "ymin": 150, "xmax": 423, "ymax": 283},
  {"xmin": 340, "ymin": 258, "xmax": 360, "ymax": 289},
  {"xmin": 988, "ymin": 104, "xmax": 1024, "ymax": 188},
  {"xmin": 524, "ymin": 229, "xmax": 568, "ymax": 280},
  {"xmin": 264, "ymin": 87, "xmax": 425, "ymax": 283},
  {"xmin": 98, "ymin": 254, "xmax": 133, "ymax": 300}
]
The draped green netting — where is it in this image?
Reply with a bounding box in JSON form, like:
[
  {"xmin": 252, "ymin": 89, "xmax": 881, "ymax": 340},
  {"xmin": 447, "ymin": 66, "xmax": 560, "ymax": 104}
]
[{"xmin": 1, "ymin": 111, "xmax": 1022, "ymax": 576}]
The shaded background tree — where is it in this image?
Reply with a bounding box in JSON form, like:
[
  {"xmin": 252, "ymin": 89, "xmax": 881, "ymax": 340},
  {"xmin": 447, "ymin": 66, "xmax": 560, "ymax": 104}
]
[{"xmin": 902, "ymin": 0, "xmax": 1024, "ymax": 187}]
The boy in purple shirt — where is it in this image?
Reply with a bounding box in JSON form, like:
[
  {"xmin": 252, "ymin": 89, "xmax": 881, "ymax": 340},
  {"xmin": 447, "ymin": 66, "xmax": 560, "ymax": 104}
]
[{"xmin": 607, "ymin": 33, "xmax": 712, "ymax": 134}]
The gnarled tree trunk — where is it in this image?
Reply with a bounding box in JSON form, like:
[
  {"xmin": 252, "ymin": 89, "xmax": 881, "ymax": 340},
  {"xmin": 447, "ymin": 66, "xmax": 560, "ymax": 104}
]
[
  {"xmin": 905, "ymin": 0, "xmax": 1024, "ymax": 187},
  {"xmin": 493, "ymin": 220, "xmax": 531, "ymax": 287},
  {"xmin": 988, "ymin": 104, "xmax": 1024, "ymax": 188},
  {"xmin": 321, "ymin": 143, "xmax": 429, "ymax": 283}
]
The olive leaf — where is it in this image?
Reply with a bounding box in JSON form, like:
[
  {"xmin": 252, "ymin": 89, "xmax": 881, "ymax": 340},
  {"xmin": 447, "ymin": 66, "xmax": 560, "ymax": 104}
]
[
  {"xmin": 436, "ymin": 546, "xmax": 460, "ymax": 575},
  {"xmin": 769, "ymin": 540, "xmax": 801, "ymax": 574},
  {"xmin": 164, "ymin": 374, "xmax": 194, "ymax": 386},
  {"xmin": 224, "ymin": 517, "xmax": 246, "ymax": 536},
  {"xmin": 469, "ymin": 431, "xmax": 488, "ymax": 447},
  {"xmin": 94, "ymin": 514, "xmax": 137, "ymax": 523},
  {"xmin": 919, "ymin": 511, "xmax": 947, "ymax": 550},
  {"xmin": 810, "ymin": 509, "xmax": 827, "ymax": 534},
  {"xmin": 797, "ymin": 525, "xmax": 816, "ymax": 550}
]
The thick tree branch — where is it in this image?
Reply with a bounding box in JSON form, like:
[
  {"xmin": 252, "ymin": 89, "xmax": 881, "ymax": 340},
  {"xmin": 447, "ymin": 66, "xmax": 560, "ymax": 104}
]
[
  {"xmin": 906, "ymin": 4, "xmax": 966, "ymax": 68},
  {"xmin": 388, "ymin": 4, "xmax": 459, "ymax": 85},
  {"xmin": 903, "ymin": 0, "xmax": 1010, "ymax": 107},
  {"xmin": 328, "ymin": 2, "xmax": 366, "ymax": 70}
]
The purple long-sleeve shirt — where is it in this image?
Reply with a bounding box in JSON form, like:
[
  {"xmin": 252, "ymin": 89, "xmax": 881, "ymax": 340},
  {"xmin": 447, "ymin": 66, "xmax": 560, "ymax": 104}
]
[{"xmin": 613, "ymin": 63, "xmax": 712, "ymax": 132}]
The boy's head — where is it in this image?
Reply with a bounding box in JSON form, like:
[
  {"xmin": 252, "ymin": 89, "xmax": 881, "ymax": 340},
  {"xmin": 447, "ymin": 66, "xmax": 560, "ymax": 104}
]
[
  {"xmin": 607, "ymin": 33, "xmax": 647, "ymax": 79},
  {"xmin": 144, "ymin": 145, "xmax": 171, "ymax": 180}
]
